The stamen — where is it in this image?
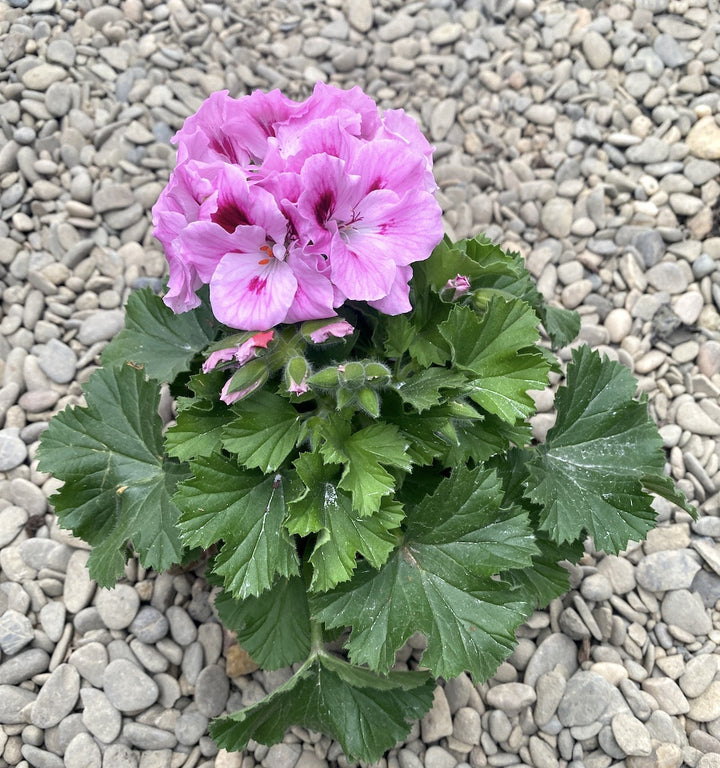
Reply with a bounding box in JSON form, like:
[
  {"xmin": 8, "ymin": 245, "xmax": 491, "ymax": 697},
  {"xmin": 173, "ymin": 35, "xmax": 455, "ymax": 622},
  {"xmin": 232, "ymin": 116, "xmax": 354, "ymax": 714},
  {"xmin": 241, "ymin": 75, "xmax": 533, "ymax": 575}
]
[
  {"xmin": 260, "ymin": 245, "xmax": 273, "ymax": 257},
  {"xmin": 258, "ymin": 258, "xmax": 270, "ymax": 265}
]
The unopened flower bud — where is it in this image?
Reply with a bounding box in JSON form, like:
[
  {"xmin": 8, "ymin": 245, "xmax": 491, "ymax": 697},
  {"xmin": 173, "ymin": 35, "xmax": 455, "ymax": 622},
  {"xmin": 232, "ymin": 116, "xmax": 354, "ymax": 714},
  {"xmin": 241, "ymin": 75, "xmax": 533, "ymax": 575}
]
[{"xmin": 441, "ymin": 274, "xmax": 471, "ymax": 302}]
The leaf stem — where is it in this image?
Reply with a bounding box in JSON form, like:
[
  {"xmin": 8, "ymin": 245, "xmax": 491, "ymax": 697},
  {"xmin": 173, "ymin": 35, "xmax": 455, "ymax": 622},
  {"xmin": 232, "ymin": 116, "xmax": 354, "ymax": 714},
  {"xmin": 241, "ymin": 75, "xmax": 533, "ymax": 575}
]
[{"xmin": 310, "ymin": 619, "xmax": 325, "ymax": 652}]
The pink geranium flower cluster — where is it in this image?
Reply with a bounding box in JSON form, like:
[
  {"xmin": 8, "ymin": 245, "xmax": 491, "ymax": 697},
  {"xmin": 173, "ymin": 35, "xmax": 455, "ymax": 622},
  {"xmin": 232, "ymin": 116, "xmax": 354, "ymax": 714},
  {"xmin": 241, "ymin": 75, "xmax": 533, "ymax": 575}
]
[{"xmin": 152, "ymin": 83, "xmax": 444, "ymax": 330}]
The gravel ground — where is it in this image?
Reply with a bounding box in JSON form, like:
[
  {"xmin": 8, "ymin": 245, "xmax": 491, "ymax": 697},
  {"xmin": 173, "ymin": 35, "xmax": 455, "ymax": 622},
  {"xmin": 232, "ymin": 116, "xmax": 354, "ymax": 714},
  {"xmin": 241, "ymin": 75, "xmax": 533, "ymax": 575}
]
[{"xmin": 1, "ymin": 0, "xmax": 720, "ymax": 767}]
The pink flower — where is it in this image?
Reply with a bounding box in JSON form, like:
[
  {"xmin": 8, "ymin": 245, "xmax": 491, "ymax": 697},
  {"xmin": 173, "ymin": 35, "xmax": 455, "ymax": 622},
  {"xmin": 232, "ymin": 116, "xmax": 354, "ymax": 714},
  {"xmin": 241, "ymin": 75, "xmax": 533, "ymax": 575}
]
[
  {"xmin": 153, "ymin": 84, "xmax": 444, "ymax": 329},
  {"xmin": 294, "ymin": 153, "xmax": 443, "ymax": 312}
]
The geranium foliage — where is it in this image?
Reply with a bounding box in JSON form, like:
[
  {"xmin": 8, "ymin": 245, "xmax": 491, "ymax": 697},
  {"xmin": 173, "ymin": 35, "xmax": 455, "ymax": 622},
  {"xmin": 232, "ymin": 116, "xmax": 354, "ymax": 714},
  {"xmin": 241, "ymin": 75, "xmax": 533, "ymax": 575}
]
[{"xmin": 37, "ymin": 234, "xmax": 691, "ymax": 761}]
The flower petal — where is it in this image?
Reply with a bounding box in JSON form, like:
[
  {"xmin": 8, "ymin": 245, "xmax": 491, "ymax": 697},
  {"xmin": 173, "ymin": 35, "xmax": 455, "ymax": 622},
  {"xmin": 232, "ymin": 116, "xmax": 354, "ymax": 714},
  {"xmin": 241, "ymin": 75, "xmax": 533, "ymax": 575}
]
[
  {"xmin": 210, "ymin": 252, "xmax": 297, "ymax": 330},
  {"xmin": 178, "ymin": 221, "xmax": 264, "ymax": 282},
  {"xmin": 368, "ymin": 265, "xmax": 413, "ymax": 315},
  {"xmin": 283, "ymin": 250, "xmax": 336, "ymax": 323}
]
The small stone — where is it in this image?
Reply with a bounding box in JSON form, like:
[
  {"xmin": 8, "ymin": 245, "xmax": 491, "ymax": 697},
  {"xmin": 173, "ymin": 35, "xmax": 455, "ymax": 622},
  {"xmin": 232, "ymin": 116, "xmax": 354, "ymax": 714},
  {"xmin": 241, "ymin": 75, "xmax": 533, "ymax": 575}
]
[
  {"xmin": 430, "ymin": 99, "xmax": 457, "ymax": 142},
  {"xmin": 175, "ymin": 709, "xmax": 209, "ymax": 746},
  {"xmin": 641, "ymin": 677, "xmax": 689, "ymax": 715},
  {"xmin": 688, "ymin": 681, "xmax": 720, "ymax": 722},
  {"xmin": 46, "ymin": 39, "xmax": 76, "ymax": 67},
  {"xmin": 661, "ymin": 589, "xmax": 712, "ymax": 636},
  {"xmin": 582, "ymin": 31, "xmax": 612, "ymax": 69},
  {"xmin": 0, "ymin": 609, "xmax": 34, "ymax": 655},
  {"xmin": 96, "ymin": 584, "xmax": 140, "ymax": 630},
  {"xmin": 77, "ymin": 310, "xmax": 125, "ymax": 345},
  {"xmin": 123, "ymin": 722, "xmax": 177, "ymax": 750},
  {"xmin": 612, "ymin": 712, "xmax": 652, "ymax": 756},
  {"xmin": 645, "ymin": 263, "xmax": 688, "ymax": 294},
  {"xmin": 422, "ymin": 686, "xmax": 454, "ymax": 742},
  {"xmin": 0, "ymin": 506, "xmax": 27, "ymax": 548},
  {"xmin": 101, "ymin": 743, "xmax": 138, "ymax": 768},
  {"xmin": 0, "ymin": 648, "xmax": 49, "ymax": 684},
  {"xmin": 345, "ymin": 0, "xmax": 373, "ymax": 32},
  {"xmin": 103, "ymin": 659, "xmax": 159, "ymax": 712},
  {"xmin": 524, "ymin": 633, "xmax": 578, "ymax": 687},
  {"xmin": 636, "ymin": 550, "xmax": 702, "ymax": 591},
  {"xmin": 453, "ymin": 707, "xmax": 480, "ymax": 745},
  {"xmin": 485, "ymin": 682, "xmax": 536, "ymax": 716},
  {"xmin": 676, "ymin": 400, "xmax": 720, "ymax": 436},
  {"xmin": 634, "ymin": 230, "xmax": 665, "ymax": 267},
  {"xmin": 557, "ymin": 672, "xmax": 623, "ymax": 727},
  {"xmin": 529, "ymin": 735, "xmax": 559, "ymax": 768},
  {"xmin": 534, "ymin": 668, "xmax": 566, "ymax": 727},
  {"xmin": 424, "ymin": 746, "xmax": 457, "ymax": 768},
  {"xmin": 39, "ymin": 601, "xmax": 66, "ymax": 643},
  {"xmin": 685, "ymin": 160, "xmax": 720, "ymax": 186},
  {"xmin": 679, "ymin": 655, "xmax": 717, "ymax": 698},
  {"xmin": 68, "ymin": 642, "xmax": 108, "ymax": 687},
  {"xmin": 64, "ymin": 732, "xmax": 101, "ymax": 768},
  {"xmin": 653, "ymin": 34, "xmax": 690, "ymax": 67},
  {"xmin": 64, "ymin": 550, "xmax": 96, "ymax": 614},
  {"xmin": 166, "ymin": 605, "xmax": 197, "ymax": 646},
  {"xmin": 0, "ymin": 685, "xmax": 36, "ymax": 723},
  {"xmin": 21, "ymin": 64, "xmax": 66, "ymax": 90},
  {"xmin": 581, "ymin": 573, "xmax": 613, "ymax": 602},
  {"xmin": 429, "ymin": 23, "xmax": 463, "ymax": 46},
  {"xmin": 603, "ymin": 309, "xmax": 632, "ymax": 343},
  {"xmin": 81, "ymin": 688, "xmax": 122, "ymax": 743},
  {"xmin": 687, "ymin": 116, "xmax": 720, "ymax": 160},
  {"xmin": 541, "ymin": 198, "xmax": 573, "ymax": 238},
  {"xmin": 673, "ymin": 292, "xmax": 704, "ymax": 325},
  {"xmin": 31, "ymin": 663, "xmax": 80, "ymax": 728},
  {"xmin": 377, "ymin": 14, "xmax": 414, "ymax": 42},
  {"xmin": 37, "ymin": 339, "xmax": 77, "ymax": 384},
  {"xmin": 195, "ymin": 664, "xmax": 230, "ymax": 717},
  {"xmin": 0, "ymin": 430, "xmax": 28, "ymax": 471},
  {"xmin": 129, "ymin": 606, "xmax": 169, "ymax": 643},
  {"xmin": 20, "ymin": 745, "xmax": 64, "ymax": 768}
]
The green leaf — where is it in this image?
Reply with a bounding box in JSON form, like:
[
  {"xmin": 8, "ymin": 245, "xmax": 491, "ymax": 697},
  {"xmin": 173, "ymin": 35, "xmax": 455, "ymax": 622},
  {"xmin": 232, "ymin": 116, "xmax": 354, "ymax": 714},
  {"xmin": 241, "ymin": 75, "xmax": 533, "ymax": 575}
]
[
  {"xmin": 543, "ymin": 305, "xmax": 581, "ymax": 348},
  {"xmin": 440, "ymin": 301, "xmax": 550, "ymax": 424},
  {"xmin": 502, "ymin": 533, "xmax": 585, "ymax": 609},
  {"xmin": 287, "ymin": 454, "xmax": 403, "ymax": 591},
  {"xmin": 311, "ymin": 466, "xmax": 536, "ymax": 680},
  {"xmin": 211, "ymin": 655, "xmax": 435, "ymax": 764},
  {"xmin": 165, "ymin": 397, "xmax": 228, "ymax": 461},
  {"xmin": 394, "ymin": 367, "xmax": 467, "ymax": 412},
  {"xmin": 383, "ymin": 315, "xmax": 415, "ymax": 358},
  {"xmin": 222, "ymin": 391, "xmax": 303, "ymax": 473},
  {"xmin": 174, "ymin": 455, "xmax": 298, "ymax": 598},
  {"xmin": 36, "ymin": 364, "xmax": 184, "ymax": 586},
  {"xmin": 101, "ymin": 288, "xmax": 216, "ymax": 382},
  {"xmin": 214, "ymin": 577, "xmax": 311, "ymax": 670},
  {"xmin": 526, "ymin": 346, "xmax": 674, "ymax": 553},
  {"xmin": 320, "ymin": 422, "xmax": 413, "ymax": 516}
]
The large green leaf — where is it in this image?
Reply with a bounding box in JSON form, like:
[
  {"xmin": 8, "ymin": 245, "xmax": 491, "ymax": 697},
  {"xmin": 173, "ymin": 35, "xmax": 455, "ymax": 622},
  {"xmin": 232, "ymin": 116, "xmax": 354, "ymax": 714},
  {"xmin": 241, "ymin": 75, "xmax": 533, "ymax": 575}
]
[
  {"xmin": 287, "ymin": 454, "xmax": 403, "ymax": 591},
  {"xmin": 526, "ymin": 347, "xmax": 686, "ymax": 553},
  {"xmin": 439, "ymin": 301, "xmax": 550, "ymax": 424},
  {"xmin": 101, "ymin": 288, "xmax": 216, "ymax": 382},
  {"xmin": 222, "ymin": 391, "xmax": 303, "ymax": 473},
  {"xmin": 211, "ymin": 654, "xmax": 434, "ymax": 764},
  {"xmin": 214, "ymin": 576, "xmax": 311, "ymax": 670},
  {"xmin": 320, "ymin": 421, "xmax": 412, "ymax": 517},
  {"xmin": 311, "ymin": 466, "xmax": 536, "ymax": 680},
  {"xmin": 36, "ymin": 365, "xmax": 185, "ymax": 586},
  {"xmin": 174, "ymin": 455, "xmax": 298, "ymax": 598}
]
